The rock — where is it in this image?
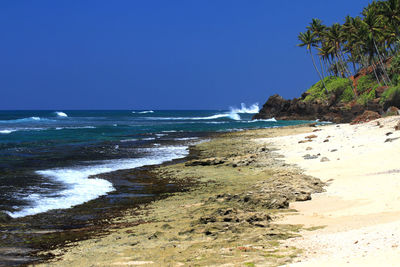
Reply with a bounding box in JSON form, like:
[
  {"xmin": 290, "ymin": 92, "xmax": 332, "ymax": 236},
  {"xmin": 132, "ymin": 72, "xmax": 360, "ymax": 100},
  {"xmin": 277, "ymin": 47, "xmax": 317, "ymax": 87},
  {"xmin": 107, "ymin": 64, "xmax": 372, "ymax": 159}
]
[
  {"xmin": 320, "ymin": 157, "xmax": 330, "ymax": 162},
  {"xmin": 303, "ymin": 154, "xmax": 319, "ymax": 160},
  {"xmin": 298, "ymin": 139, "xmax": 313, "ymax": 144},
  {"xmin": 350, "ymin": 111, "xmax": 381, "ymax": 124},
  {"xmin": 313, "ymin": 129, "xmax": 322, "ymax": 132},
  {"xmin": 0, "ymin": 212, "xmax": 12, "ymax": 223},
  {"xmin": 199, "ymin": 216, "xmax": 217, "ymax": 224},
  {"xmin": 323, "ymin": 139, "xmax": 329, "ymax": 142},
  {"xmin": 386, "ymin": 106, "xmax": 400, "ymax": 116},
  {"xmin": 395, "ymin": 121, "xmax": 400, "ymax": 131},
  {"xmin": 330, "ymin": 149, "xmax": 338, "ymax": 152},
  {"xmin": 185, "ymin": 157, "xmax": 225, "ymax": 166},
  {"xmin": 305, "ymin": 134, "xmax": 318, "ymax": 139},
  {"xmin": 386, "ymin": 132, "xmax": 393, "ymax": 136},
  {"xmin": 385, "ymin": 137, "xmax": 400, "ymax": 143}
]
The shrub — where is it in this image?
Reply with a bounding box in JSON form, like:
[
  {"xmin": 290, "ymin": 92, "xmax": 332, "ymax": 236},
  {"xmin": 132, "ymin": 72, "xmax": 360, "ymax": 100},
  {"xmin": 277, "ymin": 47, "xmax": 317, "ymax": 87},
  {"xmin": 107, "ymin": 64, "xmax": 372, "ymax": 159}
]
[
  {"xmin": 356, "ymin": 74, "xmax": 377, "ymax": 94},
  {"xmin": 303, "ymin": 76, "xmax": 353, "ymax": 103},
  {"xmin": 389, "ymin": 52, "xmax": 400, "ymax": 83},
  {"xmin": 380, "ymin": 85, "xmax": 400, "ymax": 109},
  {"xmin": 357, "ymin": 88, "xmax": 376, "ymax": 106},
  {"xmin": 339, "ymin": 86, "xmax": 355, "ymax": 103}
]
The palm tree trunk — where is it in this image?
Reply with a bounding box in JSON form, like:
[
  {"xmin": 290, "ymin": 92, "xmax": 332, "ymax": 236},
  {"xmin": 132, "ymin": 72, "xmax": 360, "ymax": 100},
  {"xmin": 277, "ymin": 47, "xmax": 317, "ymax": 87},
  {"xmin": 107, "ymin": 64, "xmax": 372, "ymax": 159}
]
[
  {"xmin": 309, "ymin": 49, "xmax": 328, "ymax": 94},
  {"xmin": 373, "ymin": 39, "xmax": 392, "ymax": 84}
]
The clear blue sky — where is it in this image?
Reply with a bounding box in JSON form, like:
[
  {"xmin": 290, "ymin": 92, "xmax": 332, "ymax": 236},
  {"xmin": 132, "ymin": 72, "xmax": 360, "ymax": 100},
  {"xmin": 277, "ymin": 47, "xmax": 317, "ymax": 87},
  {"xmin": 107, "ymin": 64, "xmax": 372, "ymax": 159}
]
[{"xmin": 0, "ymin": 0, "xmax": 371, "ymax": 110}]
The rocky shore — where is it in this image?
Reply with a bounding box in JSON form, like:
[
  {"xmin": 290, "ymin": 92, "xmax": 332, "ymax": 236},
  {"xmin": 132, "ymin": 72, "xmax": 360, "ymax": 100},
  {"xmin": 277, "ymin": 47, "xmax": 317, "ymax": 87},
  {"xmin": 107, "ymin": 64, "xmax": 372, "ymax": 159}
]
[
  {"xmin": 252, "ymin": 93, "xmax": 385, "ymax": 123},
  {"xmin": 35, "ymin": 125, "xmax": 326, "ymax": 267}
]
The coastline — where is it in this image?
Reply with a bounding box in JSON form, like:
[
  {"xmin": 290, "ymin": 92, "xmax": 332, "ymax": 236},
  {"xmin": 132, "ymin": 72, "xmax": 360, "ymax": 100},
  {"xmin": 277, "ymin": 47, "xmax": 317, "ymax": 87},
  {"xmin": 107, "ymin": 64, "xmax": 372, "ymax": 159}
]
[
  {"xmin": 32, "ymin": 115, "xmax": 400, "ymax": 266},
  {"xmin": 34, "ymin": 124, "xmax": 326, "ymax": 266}
]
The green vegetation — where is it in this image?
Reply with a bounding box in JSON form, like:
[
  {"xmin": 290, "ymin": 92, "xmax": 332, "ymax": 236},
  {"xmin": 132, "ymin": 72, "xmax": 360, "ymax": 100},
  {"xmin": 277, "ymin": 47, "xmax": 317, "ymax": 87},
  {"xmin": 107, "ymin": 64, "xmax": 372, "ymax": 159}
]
[
  {"xmin": 304, "ymin": 76, "xmax": 353, "ymax": 103},
  {"xmin": 357, "ymin": 74, "xmax": 378, "ymax": 94},
  {"xmin": 380, "ymin": 85, "xmax": 400, "ymax": 108},
  {"xmin": 298, "ymin": 0, "xmax": 400, "ymax": 90},
  {"xmin": 357, "ymin": 88, "xmax": 376, "ymax": 106}
]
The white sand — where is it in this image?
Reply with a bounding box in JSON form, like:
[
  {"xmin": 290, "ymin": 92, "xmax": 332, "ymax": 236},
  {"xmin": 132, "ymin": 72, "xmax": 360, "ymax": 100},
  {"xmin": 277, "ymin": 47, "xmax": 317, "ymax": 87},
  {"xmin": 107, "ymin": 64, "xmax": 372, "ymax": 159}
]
[{"xmin": 256, "ymin": 116, "xmax": 400, "ymax": 266}]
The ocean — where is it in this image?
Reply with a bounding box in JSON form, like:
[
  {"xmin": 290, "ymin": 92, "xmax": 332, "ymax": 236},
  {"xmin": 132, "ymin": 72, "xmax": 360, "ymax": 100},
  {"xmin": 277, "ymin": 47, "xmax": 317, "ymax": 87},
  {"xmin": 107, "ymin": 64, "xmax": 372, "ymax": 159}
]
[{"xmin": 0, "ymin": 106, "xmax": 308, "ymax": 219}]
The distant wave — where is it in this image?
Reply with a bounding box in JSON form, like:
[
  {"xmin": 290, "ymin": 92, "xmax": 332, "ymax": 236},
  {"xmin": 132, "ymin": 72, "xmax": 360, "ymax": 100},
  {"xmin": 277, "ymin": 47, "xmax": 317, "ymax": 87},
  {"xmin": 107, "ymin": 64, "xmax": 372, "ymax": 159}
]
[
  {"xmin": 8, "ymin": 145, "xmax": 188, "ymax": 218},
  {"xmin": 146, "ymin": 112, "xmax": 240, "ymax": 121},
  {"xmin": 246, "ymin": 118, "xmax": 277, "ymax": 123},
  {"xmin": 230, "ymin": 103, "xmax": 259, "ymax": 114},
  {"xmin": 0, "ymin": 117, "xmax": 50, "ymax": 124},
  {"xmin": 132, "ymin": 110, "xmax": 154, "ymax": 114},
  {"xmin": 0, "ymin": 127, "xmax": 48, "ymax": 134},
  {"xmin": 55, "ymin": 126, "xmax": 96, "ymax": 130},
  {"xmin": 0, "ymin": 129, "xmax": 16, "ymax": 134},
  {"xmin": 55, "ymin": 111, "xmax": 68, "ymax": 117},
  {"xmin": 0, "ymin": 126, "xmax": 97, "ymax": 134}
]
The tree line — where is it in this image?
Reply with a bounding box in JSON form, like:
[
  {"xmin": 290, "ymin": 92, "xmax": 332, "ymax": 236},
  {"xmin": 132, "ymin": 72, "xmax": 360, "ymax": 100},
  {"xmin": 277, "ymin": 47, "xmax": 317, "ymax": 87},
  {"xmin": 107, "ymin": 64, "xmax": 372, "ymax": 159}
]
[{"xmin": 298, "ymin": 0, "xmax": 400, "ymax": 95}]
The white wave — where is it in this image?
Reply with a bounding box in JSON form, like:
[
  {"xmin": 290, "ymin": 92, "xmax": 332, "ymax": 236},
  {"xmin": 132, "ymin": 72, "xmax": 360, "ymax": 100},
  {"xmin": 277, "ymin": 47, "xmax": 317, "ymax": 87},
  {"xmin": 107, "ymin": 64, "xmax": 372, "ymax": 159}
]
[
  {"xmin": 132, "ymin": 110, "xmax": 154, "ymax": 114},
  {"xmin": 146, "ymin": 112, "xmax": 240, "ymax": 121},
  {"xmin": 247, "ymin": 118, "xmax": 277, "ymax": 123},
  {"xmin": 155, "ymin": 133, "xmax": 166, "ymax": 137},
  {"xmin": 230, "ymin": 103, "xmax": 260, "ymax": 114},
  {"xmin": 8, "ymin": 146, "xmax": 188, "ymax": 218},
  {"xmin": 55, "ymin": 126, "xmax": 96, "ymax": 130},
  {"xmin": 174, "ymin": 137, "xmax": 198, "ymax": 141},
  {"xmin": 55, "ymin": 111, "xmax": 68, "ymax": 117},
  {"xmin": 0, "ymin": 127, "xmax": 48, "ymax": 134},
  {"xmin": 142, "ymin": 137, "xmax": 156, "ymax": 141},
  {"xmin": 0, "ymin": 117, "xmax": 50, "ymax": 123},
  {"xmin": 120, "ymin": 138, "xmax": 138, "ymax": 143},
  {"xmin": 0, "ymin": 129, "xmax": 15, "ymax": 134}
]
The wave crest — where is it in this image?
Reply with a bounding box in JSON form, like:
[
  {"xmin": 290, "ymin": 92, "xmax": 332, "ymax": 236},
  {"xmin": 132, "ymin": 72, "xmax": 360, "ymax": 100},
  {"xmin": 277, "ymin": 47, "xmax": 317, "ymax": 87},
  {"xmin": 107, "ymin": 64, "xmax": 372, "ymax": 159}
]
[
  {"xmin": 55, "ymin": 111, "xmax": 68, "ymax": 117},
  {"xmin": 230, "ymin": 103, "xmax": 259, "ymax": 114}
]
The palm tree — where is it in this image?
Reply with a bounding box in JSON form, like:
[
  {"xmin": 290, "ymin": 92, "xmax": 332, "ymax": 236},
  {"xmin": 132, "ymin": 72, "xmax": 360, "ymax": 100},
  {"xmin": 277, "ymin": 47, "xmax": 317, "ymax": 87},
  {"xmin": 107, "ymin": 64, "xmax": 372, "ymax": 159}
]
[
  {"xmin": 362, "ymin": 5, "xmax": 391, "ymax": 85},
  {"xmin": 298, "ymin": 30, "xmax": 329, "ymax": 93},
  {"xmin": 307, "ymin": 18, "xmax": 327, "ymax": 77}
]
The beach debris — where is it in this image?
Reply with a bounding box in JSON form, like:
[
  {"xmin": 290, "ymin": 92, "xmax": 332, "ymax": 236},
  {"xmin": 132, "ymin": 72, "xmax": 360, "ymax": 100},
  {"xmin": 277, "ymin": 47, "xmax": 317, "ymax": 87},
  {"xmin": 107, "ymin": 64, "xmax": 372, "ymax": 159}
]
[
  {"xmin": 330, "ymin": 149, "xmax": 338, "ymax": 152},
  {"xmin": 386, "ymin": 132, "xmax": 393, "ymax": 136},
  {"xmin": 320, "ymin": 157, "xmax": 330, "ymax": 162},
  {"xmin": 306, "ymin": 147, "xmax": 313, "ymax": 151},
  {"xmin": 312, "ymin": 129, "xmax": 322, "ymax": 132},
  {"xmin": 323, "ymin": 139, "xmax": 329, "ymax": 142}
]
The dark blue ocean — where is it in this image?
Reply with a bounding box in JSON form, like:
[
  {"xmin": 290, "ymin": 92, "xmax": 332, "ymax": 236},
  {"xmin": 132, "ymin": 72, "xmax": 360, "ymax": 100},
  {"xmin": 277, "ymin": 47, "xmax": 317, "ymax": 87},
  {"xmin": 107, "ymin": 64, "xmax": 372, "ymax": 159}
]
[{"xmin": 0, "ymin": 107, "xmax": 308, "ymax": 218}]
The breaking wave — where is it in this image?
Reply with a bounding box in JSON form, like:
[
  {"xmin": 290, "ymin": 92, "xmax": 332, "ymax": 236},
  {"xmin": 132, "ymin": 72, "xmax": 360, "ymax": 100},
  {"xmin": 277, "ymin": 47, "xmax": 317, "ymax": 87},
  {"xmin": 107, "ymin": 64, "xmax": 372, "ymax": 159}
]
[
  {"xmin": 230, "ymin": 103, "xmax": 259, "ymax": 114},
  {"xmin": 132, "ymin": 110, "xmax": 154, "ymax": 114},
  {"xmin": 55, "ymin": 111, "xmax": 68, "ymax": 117},
  {"xmin": 8, "ymin": 145, "xmax": 188, "ymax": 218}
]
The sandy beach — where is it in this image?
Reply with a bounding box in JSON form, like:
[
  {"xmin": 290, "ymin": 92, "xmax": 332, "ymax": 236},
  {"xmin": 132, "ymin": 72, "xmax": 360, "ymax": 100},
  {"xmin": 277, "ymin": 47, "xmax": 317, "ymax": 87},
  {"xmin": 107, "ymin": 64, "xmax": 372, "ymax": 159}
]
[
  {"xmin": 34, "ymin": 115, "xmax": 400, "ymax": 266},
  {"xmin": 257, "ymin": 116, "xmax": 400, "ymax": 266}
]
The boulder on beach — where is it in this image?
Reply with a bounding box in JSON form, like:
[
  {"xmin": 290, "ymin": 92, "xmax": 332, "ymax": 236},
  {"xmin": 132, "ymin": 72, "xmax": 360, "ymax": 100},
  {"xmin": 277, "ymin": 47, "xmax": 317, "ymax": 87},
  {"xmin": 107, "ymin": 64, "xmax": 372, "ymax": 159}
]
[{"xmin": 350, "ymin": 110, "xmax": 381, "ymax": 124}]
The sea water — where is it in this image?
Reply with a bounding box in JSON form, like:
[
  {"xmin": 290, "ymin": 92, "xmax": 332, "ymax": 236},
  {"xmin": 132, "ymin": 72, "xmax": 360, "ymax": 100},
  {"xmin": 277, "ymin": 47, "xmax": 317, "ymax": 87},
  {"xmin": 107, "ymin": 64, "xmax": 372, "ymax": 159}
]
[{"xmin": 0, "ymin": 105, "xmax": 307, "ymax": 218}]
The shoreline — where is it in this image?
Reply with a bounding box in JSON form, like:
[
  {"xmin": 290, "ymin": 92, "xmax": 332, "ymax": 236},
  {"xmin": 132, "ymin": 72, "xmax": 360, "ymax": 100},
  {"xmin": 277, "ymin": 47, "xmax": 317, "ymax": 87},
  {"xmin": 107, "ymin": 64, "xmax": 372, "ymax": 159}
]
[{"xmin": 34, "ymin": 124, "xmax": 326, "ymax": 266}]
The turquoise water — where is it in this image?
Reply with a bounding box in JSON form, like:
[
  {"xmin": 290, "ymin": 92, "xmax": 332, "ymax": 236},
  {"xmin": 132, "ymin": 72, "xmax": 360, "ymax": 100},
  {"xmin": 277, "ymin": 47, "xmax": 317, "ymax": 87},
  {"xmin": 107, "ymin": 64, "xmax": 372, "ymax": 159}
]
[{"xmin": 0, "ymin": 109, "xmax": 309, "ymax": 218}]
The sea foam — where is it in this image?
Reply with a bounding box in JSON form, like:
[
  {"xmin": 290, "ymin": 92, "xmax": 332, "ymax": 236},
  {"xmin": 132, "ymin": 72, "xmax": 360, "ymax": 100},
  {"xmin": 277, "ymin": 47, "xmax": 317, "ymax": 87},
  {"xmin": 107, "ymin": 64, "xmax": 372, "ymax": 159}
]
[
  {"xmin": 8, "ymin": 146, "xmax": 188, "ymax": 218},
  {"xmin": 230, "ymin": 103, "xmax": 259, "ymax": 114}
]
